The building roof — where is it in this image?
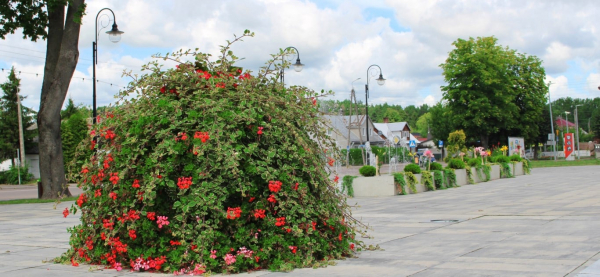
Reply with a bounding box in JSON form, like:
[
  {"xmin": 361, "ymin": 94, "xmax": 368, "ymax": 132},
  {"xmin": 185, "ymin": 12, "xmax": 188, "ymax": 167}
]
[
  {"xmin": 386, "ymin": 122, "xmax": 410, "ymax": 132},
  {"xmin": 322, "ymin": 115, "xmax": 386, "ymax": 143},
  {"xmin": 556, "ymin": 118, "xmax": 575, "ymax": 128}
]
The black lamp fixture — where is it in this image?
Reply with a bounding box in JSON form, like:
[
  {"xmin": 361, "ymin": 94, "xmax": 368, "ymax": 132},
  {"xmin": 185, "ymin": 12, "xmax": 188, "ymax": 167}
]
[
  {"xmin": 93, "ymin": 8, "xmax": 124, "ymax": 125},
  {"xmin": 364, "ymin": 64, "xmax": 386, "ymax": 144},
  {"xmin": 281, "ymin": 46, "xmax": 304, "ymax": 85}
]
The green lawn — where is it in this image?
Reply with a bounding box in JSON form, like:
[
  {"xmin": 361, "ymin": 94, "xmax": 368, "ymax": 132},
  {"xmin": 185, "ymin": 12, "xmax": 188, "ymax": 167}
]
[
  {"xmin": 0, "ymin": 196, "xmax": 77, "ymax": 205},
  {"xmin": 530, "ymin": 158, "xmax": 600, "ymax": 168}
]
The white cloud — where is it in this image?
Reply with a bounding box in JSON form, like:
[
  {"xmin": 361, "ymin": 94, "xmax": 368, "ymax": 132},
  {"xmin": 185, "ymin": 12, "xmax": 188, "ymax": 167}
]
[{"xmin": 2, "ymin": 0, "xmax": 600, "ymax": 113}]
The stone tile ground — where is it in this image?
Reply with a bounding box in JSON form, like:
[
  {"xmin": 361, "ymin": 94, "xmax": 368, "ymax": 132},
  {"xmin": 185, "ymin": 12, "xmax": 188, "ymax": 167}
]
[{"xmin": 0, "ymin": 165, "xmax": 599, "ymax": 276}]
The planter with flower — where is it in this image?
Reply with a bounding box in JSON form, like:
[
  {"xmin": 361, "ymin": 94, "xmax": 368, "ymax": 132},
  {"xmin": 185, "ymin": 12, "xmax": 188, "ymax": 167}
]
[{"xmin": 57, "ymin": 32, "xmax": 364, "ymax": 274}]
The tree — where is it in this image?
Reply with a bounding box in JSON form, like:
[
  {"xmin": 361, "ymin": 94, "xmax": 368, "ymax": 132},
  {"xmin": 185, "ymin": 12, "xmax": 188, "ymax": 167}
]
[
  {"xmin": 382, "ymin": 108, "xmax": 403, "ymax": 122},
  {"xmin": 592, "ymin": 108, "xmax": 600, "ymax": 140},
  {"xmin": 415, "ymin": 112, "xmax": 432, "ymax": 136},
  {"xmin": 440, "ymin": 36, "xmax": 548, "ymax": 148},
  {"xmin": 447, "ymin": 130, "xmax": 467, "ymax": 158},
  {"xmin": 1, "ymin": 0, "xmax": 86, "ymax": 198},
  {"xmin": 0, "ymin": 67, "xmax": 37, "ymax": 165},
  {"xmin": 429, "ymin": 102, "xmax": 454, "ymax": 144}
]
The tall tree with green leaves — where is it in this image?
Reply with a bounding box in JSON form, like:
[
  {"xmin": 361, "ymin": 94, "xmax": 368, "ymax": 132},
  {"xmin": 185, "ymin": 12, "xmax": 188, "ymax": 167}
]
[
  {"xmin": 0, "ymin": 67, "xmax": 37, "ymax": 166},
  {"xmin": 1, "ymin": 0, "xmax": 86, "ymax": 198},
  {"xmin": 415, "ymin": 112, "xmax": 432, "ymax": 136},
  {"xmin": 440, "ymin": 36, "xmax": 548, "ymax": 148}
]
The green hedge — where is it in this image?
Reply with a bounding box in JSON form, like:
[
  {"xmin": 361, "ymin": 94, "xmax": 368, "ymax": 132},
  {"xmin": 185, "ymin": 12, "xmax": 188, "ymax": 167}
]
[{"xmin": 359, "ymin": 165, "xmax": 376, "ymax": 176}]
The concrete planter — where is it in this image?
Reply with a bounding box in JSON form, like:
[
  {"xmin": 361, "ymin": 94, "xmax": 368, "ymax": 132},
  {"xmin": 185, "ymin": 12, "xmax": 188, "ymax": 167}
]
[
  {"xmin": 352, "ymin": 175, "xmax": 397, "ymax": 197},
  {"xmin": 470, "ymin": 168, "xmax": 481, "ymax": 183},
  {"xmin": 490, "ymin": 165, "xmax": 500, "ymax": 180},
  {"xmin": 513, "ymin": 162, "xmax": 524, "ymax": 176},
  {"xmin": 454, "ymin": 169, "xmax": 468, "ymax": 186},
  {"xmin": 404, "ymin": 173, "xmax": 427, "ymax": 194}
]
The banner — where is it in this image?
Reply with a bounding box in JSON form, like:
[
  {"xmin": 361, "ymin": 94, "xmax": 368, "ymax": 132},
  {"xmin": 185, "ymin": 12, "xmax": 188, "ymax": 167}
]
[
  {"xmin": 508, "ymin": 137, "xmax": 525, "ymax": 157},
  {"xmin": 564, "ymin": 133, "xmax": 574, "ymax": 159}
]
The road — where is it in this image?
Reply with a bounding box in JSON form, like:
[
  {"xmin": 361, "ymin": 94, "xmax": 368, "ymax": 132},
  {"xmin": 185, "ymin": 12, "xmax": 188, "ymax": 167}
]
[{"xmin": 0, "ymin": 184, "xmax": 82, "ymax": 201}]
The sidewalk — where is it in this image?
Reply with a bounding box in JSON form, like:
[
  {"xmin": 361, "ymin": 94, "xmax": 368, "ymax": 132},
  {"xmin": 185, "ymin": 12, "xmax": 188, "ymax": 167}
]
[
  {"xmin": 0, "ymin": 184, "xmax": 82, "ymax": 201},
  {"xmin": 0, "ymin": 166, "xmax": 599, "ymax": 276}
]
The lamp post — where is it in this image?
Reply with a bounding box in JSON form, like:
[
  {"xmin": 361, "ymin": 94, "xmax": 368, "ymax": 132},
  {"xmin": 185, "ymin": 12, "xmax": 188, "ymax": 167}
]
[
  {"xmin": 93, "ymin": 8, "xmax": 124, "ymax": 125},
  {"xmin": 564, "ymin": 111, "xmax": 570, "ymax": 134},
  {"xmin": 364, "ymin": 65, "xmax": 386, "ymax": 165},
  {"xmin": 280, "ymin": 46, "xmax": 303, "ymax": 85},
  {"xmin": 575, "ymin": 104, "xmax": 583, "ymax": 160}
]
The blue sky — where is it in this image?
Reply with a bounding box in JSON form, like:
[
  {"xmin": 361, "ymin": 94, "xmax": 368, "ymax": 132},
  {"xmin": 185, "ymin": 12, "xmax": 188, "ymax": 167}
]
[{"xmin": 1, "ymin": 0, "xmax": 599, "ymax": 111}]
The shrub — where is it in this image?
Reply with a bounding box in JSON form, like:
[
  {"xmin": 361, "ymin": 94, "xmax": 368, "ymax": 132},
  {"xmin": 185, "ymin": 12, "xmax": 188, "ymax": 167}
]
[
  {"xmin": 447, "ymin": 159, "xmax": 465, "ymax": 169},
  {"xmin": 403, "ymin": 163, "xmax": 421, "ymax": 174},
  {"xmin": 429, "ymin": 162, "xmax": 443, "ymax": 171},
  {"xmin": 359, "ymin": 165, "xmax": 377, "ymax": 176},
  {"xmin": 509, "ymin": 154, "xmax": 522, "ymax": 162},
  {"xmin": 0, "ymin": 164, "xmax": 33, "ymax": 184},
  {"xmin": 467, "ymin": 158, "xmax": 482, "ymax": 167},
  {"xmin": 59, "ymin": 33, "xmax": 360, "ymax": 274},
  {"xmin": 493, "ymin": 155, "xmax": 510, "ymax": 163}
]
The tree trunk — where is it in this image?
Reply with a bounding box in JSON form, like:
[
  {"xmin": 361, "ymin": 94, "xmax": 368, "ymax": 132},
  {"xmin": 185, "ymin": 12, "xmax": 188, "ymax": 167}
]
[
  {"xmin": 38, "ymin": 0, "xmax": 84, "ymax": 199},
  {"xmin": 480, "ymin": 134, "xmax": 489, "ymax": 149}
]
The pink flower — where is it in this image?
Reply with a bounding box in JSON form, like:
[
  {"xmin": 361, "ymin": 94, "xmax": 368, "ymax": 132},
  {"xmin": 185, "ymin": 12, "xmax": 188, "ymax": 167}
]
[
  {"xmin": 224, "ymin": 253, "xmax": 236, "ymax": 265},
  {"xmin": 114, "ymin": 262, "xmax": 122, "ymax": 271},
  {"xmin": 210, "ymin": 250, "xmax": 217, "ymax": 259},
  {"xmin": 156, "ymin": 216, "xmax": 170, "ymax": 228},
  {"xmin": 423, "ymin": 149, "xmax": 434, "ymax": 158}
]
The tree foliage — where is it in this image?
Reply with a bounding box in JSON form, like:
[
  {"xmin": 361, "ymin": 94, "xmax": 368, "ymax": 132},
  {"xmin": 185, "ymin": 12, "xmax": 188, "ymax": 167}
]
[
  {"xmin": 447, "ymin": 130, "xmax": 467, "ymax": 157},
  {"xmin": 440, "ymin": 36, "xmax": 548, "ymax": 148},
  {"xmin": 0, "ymin": 67, "xmax": 37, "ymax": 163},
  {"xmin": 59, "ymin": 35, "xmax": 363, "ymax": 274}
]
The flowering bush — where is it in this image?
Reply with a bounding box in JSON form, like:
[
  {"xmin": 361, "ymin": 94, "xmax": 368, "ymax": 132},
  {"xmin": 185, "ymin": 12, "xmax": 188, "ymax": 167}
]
[{"xmin": 58, "ymin": 31, "xmax": 362, "ymax": 274}]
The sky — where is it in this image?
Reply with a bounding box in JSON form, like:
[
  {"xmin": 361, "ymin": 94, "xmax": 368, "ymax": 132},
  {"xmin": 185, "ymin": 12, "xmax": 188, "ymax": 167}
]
[{"xmin": 1, "ymin": 0, "xmax": 600, "ymax": 112}]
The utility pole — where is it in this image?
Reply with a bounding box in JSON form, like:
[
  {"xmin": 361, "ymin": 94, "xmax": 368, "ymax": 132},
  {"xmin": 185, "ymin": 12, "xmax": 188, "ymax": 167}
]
[
  {"xmin": 347, "ymin": 78, "xmax": 361, "ymax": 167},
  {"xmin": 547, "ymin": 82, "xmax": 557, "ymax": 161},
  {"xmin": 16, "ymin": 87, "xmax": 25, "ymax": 168},
  {"xmin": 575, "ymin": 104, "xmax": 582, "ymax": 160}
]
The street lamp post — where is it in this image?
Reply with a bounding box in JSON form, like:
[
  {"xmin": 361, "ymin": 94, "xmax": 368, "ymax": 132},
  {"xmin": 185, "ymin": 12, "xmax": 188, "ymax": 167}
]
[
  {"xmin": 575, "ymin": 104, "xmax": 583, "ymax": 160},
  {"xmin": 93, "ymin": 8, "xmax": 124, "ymax": 125},
  {"xmin": 564, "ymin": 111, "xmax": 570, "ymax": 134},
  {"xmin": 280, "ymin": 46, "xmax": 304, "ymax": 85},
  {"xmin": 364, "ymin": 65, "xmax": 386, "ymax": 165}
]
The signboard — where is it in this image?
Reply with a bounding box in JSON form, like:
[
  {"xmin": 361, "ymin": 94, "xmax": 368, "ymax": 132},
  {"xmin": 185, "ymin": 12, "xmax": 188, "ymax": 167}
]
[
  {"xmin": 438, "ymin": 140, "xmax": 443, "ymax": 148},
  {"xmin": 346, "ymin": 146, "xmax": 350, "ymax": 151},
  {"xmin": 508, "ymin": 137, "xmax": 525, "ymax": 157},
  {"xmin": 409, "ymin": 140, "xmax": 416, "ymax": 148},
  {"xmin": 393, "ymin": 136, "xmax": 400, "ymax": 145},
  {"xmin": 564, "ymin": 133, "xmax": 574, "ymax": 159},
  {"xmin": 548, "ymin": 133, "xmax": 554, "ymax": 141}
]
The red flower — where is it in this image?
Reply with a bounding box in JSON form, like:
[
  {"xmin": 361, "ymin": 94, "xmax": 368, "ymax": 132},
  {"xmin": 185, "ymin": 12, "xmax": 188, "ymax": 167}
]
[
  {"xmin": 178, "ymin": 132, "xmax": 188, "ymax": 141},
  {"xmin": 268, "ymin": 180, "xmax": 282, "ymax": 193},
  {"xmin": 76, "ymin": 194, "xmax": 87, "ymax": 207},
  {"xmin": 102, "ymin": 219, "xmax": 114, "ymax": 230},
  {"xmin": 339, "ymin": 233, "xmax": 342, "ymax": 241},
  {"xmin": 267, "ymin": 194, "xmax": 277, "ymax": 203},
  {"xmin": 312, "ymin": 97, "xmax": 317, "ymax": 106},
  {"xmin": 194, "ymin": 131, "xmax": 210, "ymax": 143},
  {"xmin": 170, "ymin": 240, "xmax": 182, "ymax": 246},
  {"xmin": 334, "ymin": 175, "xmax": 339, "ymax": 183},
  {"xmin": 226, "ymin": 207, "xmax": 242, "ymax": 219},
  {"xmin": 160, "ymin": 86, "xmax": 166, "ymax": 93},
  {"xmin": 109, "ymin": 192, "xmax": 117, "ymax": 200},
  {"xmin": 293, "ymin": 182, "xmax": 299, "ymax": 190},
  {"xmin": 169, "ymin": 88, "xmax": 178, "ymax": 95},
  {"xmin": 289, "ymin": 246, "xmax": 297, "ymax": 254},
  {"xmin": 100, "ymin": 233, "xmax": 106, "ymax": 241},
  {"xmin": 157, "ymin": 175, "xmax": 162, "ymax": 179},
  {"xmin": 109, "ymin": 173, "xmax": 119, "ymax": 185},
  {"xmin": 275, "ymin": 217, "xmax": 286, "ymax": 227},
  {"xmin": 71, "ymin": 258, "xmax": 79, "ymax": 267},
  {"xmin": 249, "ymin": 197, "xmax": 255, "ymax": 203},
  {"xmin": 104, "ymin": 130, "xmax": 116, "ymax": 140},
  {"xmin": 311, "ymin": 221, "xmax": 317, "ymax": 231},
  {"xmin": 328, "ymin": 157, "xmax": 335, "ymax": 166},
  {"xmin": 286, "ymin": 228, "xmax": 292, "ymax": 233},
  {"xmin": 257, "ymin": 127, "xmax": 263, "ymax": 136},
  {"xmin": 350, "ymin": 243, "xmax": 355, "ymax": 250},
  {"xmin": 216, "ymin": 82, "xmax": 226, "ymax": 88},
  {"xmin": 63, "ymin": 208, "xmax": 69, "ymax": 218},
  {"xmin": 255, "ymin": 256, "xmax": 260, "ymax": 263},
  {"xmin": 129, "ymin": 229, "xmax": 137, "ymax": 240},
  {"xmin": 147, "ymin": 212, "xmax": 156, "ymax": 221},
  {"xmin": 81, "ymin": 167, "xmax": 89, "ymax": 174},
  {"xmin": 254, "ymin": 209, "xmax": 266, "ymax": 219},
  {"xmin": 132, "ymin": 179, "xmax": 140, "ymax": 188},
  {"xmin": 177, "ymin": 177, "xmax": 192, "ymax": 189}
]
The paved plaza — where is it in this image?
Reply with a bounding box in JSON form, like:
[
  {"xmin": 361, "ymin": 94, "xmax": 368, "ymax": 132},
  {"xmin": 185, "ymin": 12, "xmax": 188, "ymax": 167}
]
[{"xmin": 0, "ymin": 165, "xmax": 599, "ymax": 276}]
